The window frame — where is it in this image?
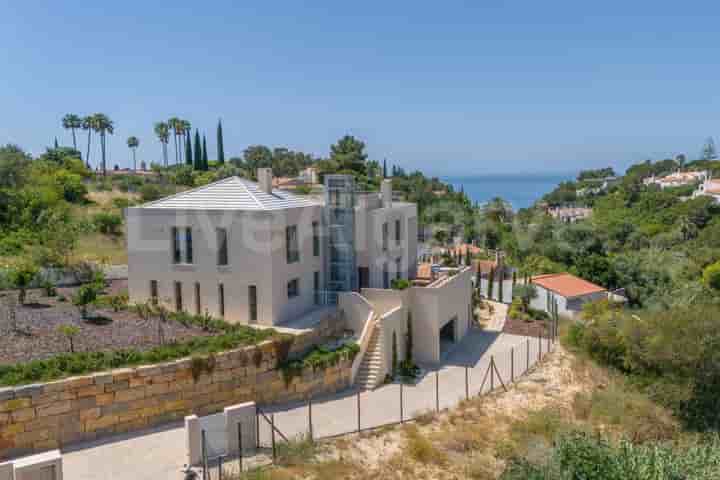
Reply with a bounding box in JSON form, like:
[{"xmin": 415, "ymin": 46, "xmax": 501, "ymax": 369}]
[
  {"xmin": 312, "ymin": 221, "xmax": 320, "ymax": 257},
  {"xmin": 286, "ymin": 225, "xmax": 299, "ymax": 264},
  {"xmin": 395, "ymin": 219, "xmax": 401, "ymax": 247},
  {"xmin": 382, "ymin": 222, "xmax": 388, "ymax": 251},
  {"xmin": 185, "ymin": 227, "xmax": 193, "ymax": 264},
  {"xmin": 174, "ymin": 281, "xmax": 183, "ymax": 312},
  {"xmin": 171, "ymin": 227, "xmax": 181, "ymax": 264},
  {"xmin": 287, "ymin": 278, "xmax": 300, "ymax": 299},
  {"xmin": 216, "ymin": 228, "xmax": 229, "ymax": 266},
  {"xmin": 248, "ymin": 285, "xmax": 257, "ymax": 323},
  {"xmin": 194, "ymin": 282, "xmax": 201, "ymax": 315},
  {"xmin": 218, "ymin": 283, "xmax": 225, "ymax": 318}
]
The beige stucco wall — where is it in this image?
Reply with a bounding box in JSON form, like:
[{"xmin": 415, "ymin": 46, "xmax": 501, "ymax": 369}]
[{"xmin": 126, "ymin": 204, "xmax": 323, "ymax": 326}]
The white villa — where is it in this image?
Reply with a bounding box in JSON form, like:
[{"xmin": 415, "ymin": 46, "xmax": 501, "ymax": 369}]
[
  {"xmin": 693, "ymin": 178, "xmax": 720, "ymax": 203},
  {"xmin": 643, "ymin": 170, "xmax": 708, "ymax": 189},
  {"xmin": 126, "ymin": 169, "xmax": 473, "ymax": 389},
  {"xmin": 530, "ymin": 273, "xmax": 608, "ymax": 318}
]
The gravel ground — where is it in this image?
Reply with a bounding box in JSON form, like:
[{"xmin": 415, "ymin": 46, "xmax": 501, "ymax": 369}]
[{"xmin": 0, "ymin": 280, "xmax": 210, "ymax": 365}]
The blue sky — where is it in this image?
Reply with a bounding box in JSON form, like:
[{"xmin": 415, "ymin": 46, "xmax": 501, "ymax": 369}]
[{"xmin": 1, "ymin": 1, "xmax": 719, "ymax": 175}]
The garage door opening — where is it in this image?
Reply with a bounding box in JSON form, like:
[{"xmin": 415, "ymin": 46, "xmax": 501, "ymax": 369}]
[{"xmin": 439, "ymin": 316, "xmax": 457, "ymax": 357}]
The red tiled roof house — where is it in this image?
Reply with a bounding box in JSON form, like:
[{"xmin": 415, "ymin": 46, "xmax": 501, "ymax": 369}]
[{"xmin": 530, "ymin": 273, "xmax": 608, "ymax": 317}]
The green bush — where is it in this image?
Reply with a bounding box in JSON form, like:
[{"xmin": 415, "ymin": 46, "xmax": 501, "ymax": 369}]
[
  {"xmin": 703, "ymin": 261, "xmax": 720, "ymax": 290},
  {"xmin": 391, "ymin": 278, "xmax": 411, "ymax": 290},
  {"xmin": 93, "ymin": 212, "xmax": 123, "ymax": 235},
  {"xmin": 280, "ymin": 343, "xmax": 360, "ymax": 386},
  {"xmin": 139, "ymin": 183, "xmax": 164, "ymax": 202},
  {"xmin": 111, "ymin": 197, "xmax": 134, "ymax": 210},
  {"xmin": 0, "ymin": 325, "xmax": 277, "ymax": 386},
  {"xmin": 73, "ymin": 284, "xmax": 100, "ymax": 319}
]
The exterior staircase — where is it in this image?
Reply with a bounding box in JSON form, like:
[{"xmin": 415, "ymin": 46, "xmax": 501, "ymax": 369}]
[{"xmin": 354, "ymin": 324, "xmax": 384, "ymax": 390}]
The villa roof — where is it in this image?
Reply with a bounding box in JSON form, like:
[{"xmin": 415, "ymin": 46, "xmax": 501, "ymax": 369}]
[
  {"xmin": 531, "ymin": 273, "xmax": 606, "ymax": 298},
  {"xmin": 705, "ymin": 180, "xmax": 720, "ymax": 195},
  {"xmin": 138, "ymin": 176, "xmax": 320, "ymax": 211}
]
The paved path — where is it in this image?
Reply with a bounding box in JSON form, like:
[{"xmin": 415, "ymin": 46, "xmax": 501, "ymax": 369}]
[
  {"xmin": 484, "ymin": 300, "xmax": 508, "ymax": 332},
  {"xmin": 63, "ymin": 329, "xmax": 549, "ymax": 480}
]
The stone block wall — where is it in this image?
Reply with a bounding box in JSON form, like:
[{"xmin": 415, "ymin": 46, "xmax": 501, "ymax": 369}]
[{"xmin": 0, "ymin": 339, "xmax": 352, "ymax": 460}]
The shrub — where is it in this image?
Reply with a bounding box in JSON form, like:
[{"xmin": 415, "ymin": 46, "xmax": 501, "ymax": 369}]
[
  {"xmin": 111, "ymin": 197, "xmax": 134, "ymax": 210},
  {"xmin": 57, "ymin": 324, "xmax": 80, "ymax": 353},
  {"xmin": 40, "ymin": 279, "xmax": 57, "ymax": 297},
  {"xmin": 139, "ymin": 183, "xmax": 164, "ymax": 202},
  {"xmin": 73, "ymin": 284, "xmax": 100, "ymax": 319},
  {"xmin": 7, "ymin": 262, "xmax": 38, "ymax": 305},
  {"xmin": 703, "ymin": 260, "xmax": 720, "ymax": 290},
  {"xmin": 93, "ymin": 212, "xmax": 123, "ymax": 235},
  {"xmin": 403, "ymin": 424, "xmax": 447, "ymax": 465},
  {"xmin": 391, "ymin": 278, "xmax": 410, "ymax": 290}
]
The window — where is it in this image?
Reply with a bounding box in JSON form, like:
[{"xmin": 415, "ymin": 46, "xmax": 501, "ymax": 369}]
[
  {"xmin": 174, "ymin": 281, "xmax": 183, "ymax": 312},
  {"xmin": 287, "ymin": 278, "xmax": 300, "ymax": 299},
  {"xmin": 218, "ymin": 283, "xmax": 225, "ymax": 318},
  {"xmin": 248, "ymin": 286, "xmax": 257, "ymax": 323},
  {"xmin": 312, "ymin": 222, "xmax": 320, "ymax": 257},
  {"xmin": 171, "ymin": 227, "xmax": 181, "ymax": 264},
  {"xmin": 396, "ymin": 257, "xmax": 402, "ymax": 280},
  {"xmin": 383, "ymin": 263, "xmax": 389, "ymax": 289},
  {"xmin": 286, "ymin": 225, "xmax": 299, "ymax": 263},
  {"xmin": 395, "ymin": 219, "xmax": 401, "ymax": 246},
  {"xmin": 382, "ymin": 222, "xmax": 388, "ymax": 251},
  {"xmin": 149, "ymin": 280, "xmax": 158, "ymax": 304},
  {"xmin": 314, "ymin": 271, "xmax": 320, "ymax": 305},
  {"xmin": 217, "ymin": 228, "xmax": 228, "ymax": 266},
  {"xmin": 194, "ymin": 282, "xmax": 201, "ymax": 315},
  {"xmin": 185, "ymin": 228, "xmax": 193, "ymax": 264}
]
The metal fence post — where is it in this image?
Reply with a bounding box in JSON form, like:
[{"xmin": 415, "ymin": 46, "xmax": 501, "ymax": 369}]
[
  {"xmin": 526, "ymin": 338, "xmax": 530, "ymax": 372},
  {"xmin": 435, "ymin": 370, "xmax": 440, "ymax": 412},
  {"xmin": 400, "ymin": 382, "xmax": 404, "ymax": 423},
  {"xmin": 255, "ymin": 405, "xmax": 260, "ymax": 450},
  {"xmin": 201, "ymin": 430, "xmax": 208, "ymax": 480},
  {"xmin": 271, "ymin": 413, "xmax": 277, "ymax": 463},
  {"xmin": 357, "ymin": 391, "xmax": 361, "ymax": 433},
  {"xmin": 538, "ymin": 332, "xmax": 542, "ymax": 361},
  {"xmin": 490, "ymin": 356, "xmax": 495, "ymax": 391},
  {"xmin": 465, "ymin": 366, "xmax": 469, "ymax": 400},
  {"xmin": 511, "ymin": 347, "xmax": 515, "ymax": 383},
  {"xmin": 218, "ymin": 455, "xmax": 223, "ymax": 480},
  {"xmin": 308, "ymin": 396, "xmax": 314, "ymax": 442},
  {"xmin": 238, "ymin": 422, "xmax": 243, "ymax": 473},
  {"xmin": 547, "ymin": 329, "xmax": 551, "ymax": 353}
]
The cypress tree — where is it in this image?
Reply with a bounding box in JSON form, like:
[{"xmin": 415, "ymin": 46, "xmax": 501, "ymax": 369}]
[
  {"xmin": 216, "ymin": 119, "xmax": 225, "ymax": 164},
  {"xmin": 193, "ymin": 129, "xmax": 202, "ymax": 170},
  {"xmin": 512, "ymin": 270, "xmax": 517, "ymax": 290},
  {"xmin": 405, "ymin": 313, "xmax": 413, "ymax": 364},
  {"xmin": 383, "ymin": 158, "xmax": 387, "ymax": 178},
  {"xmin": 202, "ymin": 135, "xmax": 208, "ymax": 170},
  {"xmin": 185, "ymin": 131, "xmax": 192, "ymax": 166},
  {"xmin": 465, "ymin": 248, "xmax": 471, "ymax": 267}
]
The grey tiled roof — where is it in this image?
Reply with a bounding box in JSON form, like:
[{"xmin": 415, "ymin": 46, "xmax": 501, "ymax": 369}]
[{"xmin": 139, "ymin": 176, "xmax": 320, "ymax": 211}]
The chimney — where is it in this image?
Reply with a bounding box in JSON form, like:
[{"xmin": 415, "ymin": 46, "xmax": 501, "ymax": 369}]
[
  {"xmin": 381, "ymin": 179, "xmax": 393, "ymax": 208},
  {"xmin": 257, "ymin": 168, "xmax": 273, "ymax": 194}
]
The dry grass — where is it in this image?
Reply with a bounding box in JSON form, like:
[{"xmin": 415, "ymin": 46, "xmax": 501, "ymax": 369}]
[
  {"xmin": 73, "ymin": 232, "xmax": 127, "ymax": 264},
  {"xmin": 238, "ymin": 346, "xmax": 681, "ymax": 479}
]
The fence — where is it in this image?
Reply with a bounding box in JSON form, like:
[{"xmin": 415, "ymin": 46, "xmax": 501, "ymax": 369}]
[{"xmin": 196, "ymin": 318, "xmax": 558, "ymax": 478}]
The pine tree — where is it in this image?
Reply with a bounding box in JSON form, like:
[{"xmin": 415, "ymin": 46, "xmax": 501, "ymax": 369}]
[
  {"xmin": 185, "ymin": 131, "xmax": 192, "ymax": 166},
  {"xmin": 202, "ymin": 135, "xmax": 208, "ymax": 170},
  {"xmin": 216, "ymin": 119, "xmax": 225, "ymax": 164},
  {"xmin": 193, "ymin": 129, "xmax": 202, "ymax": 170}
]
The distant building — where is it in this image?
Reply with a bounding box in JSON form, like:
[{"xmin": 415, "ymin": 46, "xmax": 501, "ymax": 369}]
[
  {"xmin": 643, "ymin": 170, "xmax": 708, "ymax": 189},
  {"xmin": 693, "ymin": 178, "xmax": 720, "ymax": 203},
  {"xmin": 547, "ymin": 206, "xmax": 592, "ymax": 223},
  {"xmin": 530, "ymin": 273, "xmax": 608, "ymax": 318},
  {"xmin": 576, "ymin": 176, "xmax": 620, "ymax": 197}
]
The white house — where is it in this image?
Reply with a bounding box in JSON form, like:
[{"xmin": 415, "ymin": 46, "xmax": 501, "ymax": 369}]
[
  {"xmin": 126, "ymin": 169, "xmax": 472, "ymax": 389},
  {"xmin": 643, "ymin": 170, "xmax": 708, "ymax": 189},
  {"xmin": 530, "ymin": 273, "xmax": 608, "ymax": 318},
  {"xmin": 693, "ymin": 179, "xmax": 720, "ymax": 203}
]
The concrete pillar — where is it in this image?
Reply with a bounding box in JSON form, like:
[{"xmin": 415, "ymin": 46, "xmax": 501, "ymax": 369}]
[
  {"xmin": 381, "ymin": 179, "xmax": 393, "ymax": 208},
  {"xmin": 0, "ymin": 462, "xmax": 13, "ymax": 480},
  {"xmin": 257, "ymin": 168, "xmax": 273, "ymax": 194},
  {"xmin": 12, "ymin": 450, "xmax": 62, "ymax": 480},
  {"xmin": 185, "ymin": 415, "xmax": 202, "ymax": 466},
  {"xmin": 225, "ymin": 402, "xmax": 257, "ymax": 455}
]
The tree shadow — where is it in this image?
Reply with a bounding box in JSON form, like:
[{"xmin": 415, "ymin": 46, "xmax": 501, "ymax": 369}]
[
  {"xmin": 22, "ymin": 302, "xmax": 52, "ymax": 310},
  {"xmin": 84, "ymin": 314, "xmax": 113, "ymax": 326}
]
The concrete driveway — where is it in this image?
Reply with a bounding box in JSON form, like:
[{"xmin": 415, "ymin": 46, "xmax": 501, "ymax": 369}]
[{"xmin": 63, "ymin": 328, "xmax": 546, "ymax": 480}]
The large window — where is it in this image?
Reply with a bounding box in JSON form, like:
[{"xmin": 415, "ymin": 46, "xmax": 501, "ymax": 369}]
[
  {"xmin": 382, "ymin": 222, "xmax": 388, "ymax": 251},
  {"xmin": 395, "ymin": 219, "xmax": 401, "ymax": 247},
  {"xmin": 396, "ymin": 257, "xmax": 402, "ymax": 280},
  {"xmin": 287, "ymin": 278, "xmax": 300, "ymax": 299},
  {"xmin": 185, "ymin": 228, "xmax": 193, "ymax": 264},
  {"xmin": 312, "ymin": 222, "xmax": 320, "ymax": 257},
  {"xmin": 286, "ymin": 225, "xmax": 299, "ymax": 263},
  {"xmin": 314, "ymin": 271, "xmax": 320, "ymax": 305},
  {"xmin": 248, "ymin": 286, "xmax": 257, "ymax": 323},
  {"xmin": 149, "ymin": 280, "xmax": 158, "ymax": 304},
  {"xmin": 174, "ymin": 281, "xmax": 183, "ymax": 312},
  {"xmin": 218, "ymin": 283, "xmax": 225, "ymax": 318},
  {"xmin": 217, "ymin": 228, "xmax": 228, "ymax": 266},
  {"xmin": 383, "ymin": 263, "xmax": 389, "ymax": 289},
  {"xmin": 171, "ymin": 227, "xmax": 181, "ymax": 264}
]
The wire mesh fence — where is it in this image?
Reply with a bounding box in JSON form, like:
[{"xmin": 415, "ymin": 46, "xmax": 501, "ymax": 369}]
[{"xmin": 200, "ymin": 325, "xmax": 558, "ymax": 477}]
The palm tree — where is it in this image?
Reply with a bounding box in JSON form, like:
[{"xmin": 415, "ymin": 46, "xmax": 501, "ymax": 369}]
[
  {"xmin": 62, "ymin": 114, "xmax": 82, "ymax": 151},
  {"xmin": 127, "ymin": 136, "xmax": 140, "ymax": 171},
  {"xmin": 154, "ymin": 122, "xmax": 170, "ymax": 167},
  {"xmin": 92, "ymin": 113, "xmax": 114, "ymax": 176},
  {"xmin": 167, "ymin": 117, "xmax": 181, "ymax": 164},
  {"xmin": 82, "ymin": 115, "xmax": 95, "ymax": 169},
  {"xmin": 180, "ymin": 120, "xmax": 191, "ymax": 165}
]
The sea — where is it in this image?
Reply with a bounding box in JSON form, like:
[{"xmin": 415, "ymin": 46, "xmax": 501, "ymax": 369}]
[{"xmin": 442, "ymin": 173, "xmax": 573, "ymax": 210}]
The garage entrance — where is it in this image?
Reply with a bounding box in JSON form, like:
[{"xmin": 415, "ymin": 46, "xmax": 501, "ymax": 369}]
[{"xmin": 439, "ymin": 316, "xmax": 457, "ymax": 357}]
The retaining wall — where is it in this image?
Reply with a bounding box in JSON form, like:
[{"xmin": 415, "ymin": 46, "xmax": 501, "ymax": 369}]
[{"xmin": 0, "ymin": 339, "xmax": 352, "ymax": 460}]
